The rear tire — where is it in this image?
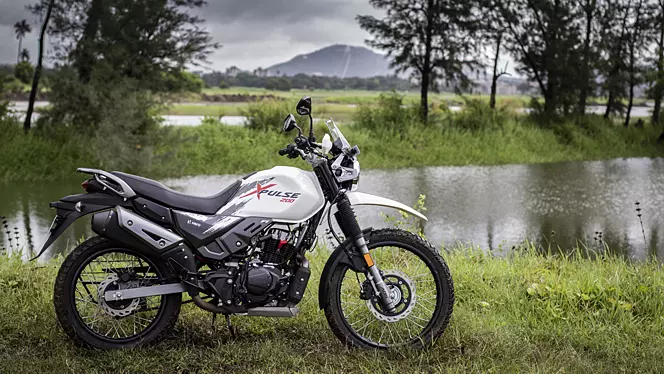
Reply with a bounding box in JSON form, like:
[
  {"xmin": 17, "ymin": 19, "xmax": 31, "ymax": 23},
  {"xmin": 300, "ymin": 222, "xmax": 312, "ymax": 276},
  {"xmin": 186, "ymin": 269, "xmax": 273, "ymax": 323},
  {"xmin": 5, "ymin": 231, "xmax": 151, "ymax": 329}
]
[
  {"xmin": 53, "ymin": 236, "xmax": 182, "ymax": 349},
  {"xmin": 323, "ymin": 229, "xmax": 454, "ymax": 349}
]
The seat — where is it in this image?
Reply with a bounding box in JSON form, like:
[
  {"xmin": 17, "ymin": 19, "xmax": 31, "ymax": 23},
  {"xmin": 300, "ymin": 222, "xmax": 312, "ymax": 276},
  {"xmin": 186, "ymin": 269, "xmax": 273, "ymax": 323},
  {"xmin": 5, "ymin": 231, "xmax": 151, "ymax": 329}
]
[{"xmin": 111, "ymin": 171, "xmax": 241, "ymax": 215}]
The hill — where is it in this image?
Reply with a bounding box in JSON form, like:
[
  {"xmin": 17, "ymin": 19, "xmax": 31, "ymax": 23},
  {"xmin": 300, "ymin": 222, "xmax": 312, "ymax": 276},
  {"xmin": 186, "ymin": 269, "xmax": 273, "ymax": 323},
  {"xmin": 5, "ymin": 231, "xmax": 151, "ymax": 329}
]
[{"xmin": 266, "ymin": 44, "xmax": 393, "ymax": 78}]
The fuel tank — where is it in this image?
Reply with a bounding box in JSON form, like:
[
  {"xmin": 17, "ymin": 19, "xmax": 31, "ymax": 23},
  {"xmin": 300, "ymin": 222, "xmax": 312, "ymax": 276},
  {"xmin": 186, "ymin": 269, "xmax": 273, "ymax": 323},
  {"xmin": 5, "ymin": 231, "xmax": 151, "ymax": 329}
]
[{"xmin": 215, "ymin": 166, "xmax": 325, "ymax": 224}]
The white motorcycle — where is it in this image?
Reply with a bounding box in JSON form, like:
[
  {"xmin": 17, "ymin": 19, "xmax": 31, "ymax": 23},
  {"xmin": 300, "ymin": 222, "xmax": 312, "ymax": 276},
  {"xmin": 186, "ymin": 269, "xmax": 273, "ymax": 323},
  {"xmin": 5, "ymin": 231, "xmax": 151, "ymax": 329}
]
[{"xmin": 37, "ymin": 97, "xmax": 454, "ymax": 349}]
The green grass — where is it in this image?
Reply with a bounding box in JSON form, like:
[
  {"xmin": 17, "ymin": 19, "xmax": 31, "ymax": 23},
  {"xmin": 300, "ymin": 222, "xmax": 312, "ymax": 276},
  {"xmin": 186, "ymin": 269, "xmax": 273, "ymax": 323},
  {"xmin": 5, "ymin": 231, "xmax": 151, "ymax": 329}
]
[
  {"xmin": 1, "ymin": 243, "xmax": 663, "ymax": 373},
  {"xmin": 191, "ymin": 87, "xmax": 532, "ymax": 107},
  {"xmin": 1, "ymin": 113, "xmax": 663, "ymax": 182},
  {"xmin": 161, "ymin": 102, "xmax": 357, "ymax": 121}
]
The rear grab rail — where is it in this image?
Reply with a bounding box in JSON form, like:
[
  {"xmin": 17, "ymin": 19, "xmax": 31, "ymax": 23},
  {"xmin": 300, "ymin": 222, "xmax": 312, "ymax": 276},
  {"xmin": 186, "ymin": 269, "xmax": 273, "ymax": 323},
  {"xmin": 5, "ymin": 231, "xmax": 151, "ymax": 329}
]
[{"xmin": 77, "ymin": 168, "xmax": 137, "ymax": 199}]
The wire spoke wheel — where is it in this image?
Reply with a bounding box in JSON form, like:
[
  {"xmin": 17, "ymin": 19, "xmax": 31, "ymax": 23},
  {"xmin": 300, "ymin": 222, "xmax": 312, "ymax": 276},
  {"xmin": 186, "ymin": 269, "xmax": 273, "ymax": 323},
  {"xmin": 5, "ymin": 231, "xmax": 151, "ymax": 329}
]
[
  {"xmin": 340, "ymin": 246, "xmax": 437, "ymax": 346},
  {"xmin": 73, "ymin": 250, "xmax": 165, "ymax": 340},
  {"xmin": 324, "ymin": 229, "xmax": 453, "ymax": 349}
]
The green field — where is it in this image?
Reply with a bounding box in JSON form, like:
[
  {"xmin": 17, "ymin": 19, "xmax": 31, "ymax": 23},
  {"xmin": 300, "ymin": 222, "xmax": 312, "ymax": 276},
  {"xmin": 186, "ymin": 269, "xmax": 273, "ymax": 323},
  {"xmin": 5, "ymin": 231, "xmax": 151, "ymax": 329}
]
[
  {"xmin": 1, "ymin": 243, "xmax": 663, "ymax": 373},
  {"xmin": 162, "ymin": 102, "xmax": 358, "ymax": 121}
]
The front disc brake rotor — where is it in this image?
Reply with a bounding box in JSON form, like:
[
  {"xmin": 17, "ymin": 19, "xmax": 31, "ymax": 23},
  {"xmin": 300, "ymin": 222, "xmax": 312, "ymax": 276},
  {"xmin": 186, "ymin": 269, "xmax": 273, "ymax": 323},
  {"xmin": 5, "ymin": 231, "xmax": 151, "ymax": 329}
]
[
  {"xmin": 97, "ymin": 274, "xmax": 140, "ymax": 317},
  {"xmin": 366, "ymin": 270, "xmax": 416, "ymax": 323}
]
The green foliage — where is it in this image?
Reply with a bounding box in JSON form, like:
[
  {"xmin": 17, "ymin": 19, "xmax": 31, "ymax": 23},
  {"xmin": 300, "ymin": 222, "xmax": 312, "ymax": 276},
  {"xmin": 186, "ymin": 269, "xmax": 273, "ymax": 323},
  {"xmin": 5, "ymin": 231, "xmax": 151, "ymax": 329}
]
[
  {"xmin": 453, "ymin": 98, "xmax": 514, "ymax": 131},
  {"xmin": 264, "ymin": 77, "xmax": 291, "ymax": 91},
  {"xmin": 200, "ymin": 71, "xmax": 415, "ymax": 91},
  {"xmin": 162, "ymin": 70, "xmax": 205, "ymax": 93},
  {"xmin": 2, "ymin": 108, "xmax": 663, "ymax": 183},
  {"xmin": 13, "ymin": 62, "xmax": 33, "ymax": 85},
  {"xmin": 353, "ymin": 91, "xmax": 419, "ymax": 133},
  {"xmin": 241, "ymin": 100, "xmax": 308, "ymax": 133}
]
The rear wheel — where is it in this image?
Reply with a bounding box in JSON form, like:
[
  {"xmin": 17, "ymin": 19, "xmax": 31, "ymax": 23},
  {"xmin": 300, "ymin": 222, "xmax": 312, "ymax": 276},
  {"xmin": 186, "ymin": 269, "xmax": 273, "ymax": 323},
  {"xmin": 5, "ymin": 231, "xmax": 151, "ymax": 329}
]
[
  {"xmin": 324, "ymin": 229, "xmax": 454, "ymax": 349},
  {"xmin": 53, "ymin": 236, "xmax": 182, "ymax": 349}
]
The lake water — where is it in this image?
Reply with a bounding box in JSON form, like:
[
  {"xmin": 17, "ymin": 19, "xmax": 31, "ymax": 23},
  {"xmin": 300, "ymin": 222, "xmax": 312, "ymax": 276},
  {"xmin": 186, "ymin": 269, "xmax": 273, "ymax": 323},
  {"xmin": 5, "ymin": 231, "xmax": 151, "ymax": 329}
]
[
  {"xmin": 8, "ymin": 101, "xmax": 655, "ymax": 127},
  {"xmin": 1, "ymin": 158, "xmax": 662, "ymax": 262}
]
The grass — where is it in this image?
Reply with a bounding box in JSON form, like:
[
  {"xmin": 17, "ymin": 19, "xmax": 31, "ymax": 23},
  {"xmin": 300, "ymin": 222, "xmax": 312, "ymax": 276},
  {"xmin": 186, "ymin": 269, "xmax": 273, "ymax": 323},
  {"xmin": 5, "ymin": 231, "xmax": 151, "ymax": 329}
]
[
  {"xmin": 1, "ymin": 243, "xmax": 663, "ymax": 373},
  {"xmin": 1, "ymin": 113, "xmax": 663, "ymax": 183},
  {"xmin": 161, "ymin": 102, "xmax": 357, "ymax": 121}
]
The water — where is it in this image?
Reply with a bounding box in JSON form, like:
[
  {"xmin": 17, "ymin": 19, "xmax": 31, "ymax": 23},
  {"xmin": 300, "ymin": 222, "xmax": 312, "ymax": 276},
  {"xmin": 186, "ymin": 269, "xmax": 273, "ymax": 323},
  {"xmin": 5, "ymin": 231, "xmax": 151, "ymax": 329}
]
[
  {"xmin": 8, "ymin": 101, "xmax": 655, "ymax": 127},
  {"xmin": 1, "ymin": 158, "xmax": 662, "ymax": 262}
]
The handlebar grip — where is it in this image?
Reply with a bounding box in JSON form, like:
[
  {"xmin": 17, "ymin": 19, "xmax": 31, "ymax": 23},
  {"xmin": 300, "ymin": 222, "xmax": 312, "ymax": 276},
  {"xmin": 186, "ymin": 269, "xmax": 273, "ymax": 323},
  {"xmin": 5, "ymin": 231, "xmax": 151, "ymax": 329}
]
[{"xmin": 278, "ymin": 147, "xmax": 290, "ymax": 156}]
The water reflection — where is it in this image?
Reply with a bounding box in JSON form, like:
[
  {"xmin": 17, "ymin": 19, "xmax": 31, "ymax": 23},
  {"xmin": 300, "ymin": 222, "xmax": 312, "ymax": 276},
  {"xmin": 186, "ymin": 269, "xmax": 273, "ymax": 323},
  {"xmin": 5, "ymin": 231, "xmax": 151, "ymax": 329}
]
[{"xmin": 1, "ymin": 158, "xmax": 662, "ymax": 261}]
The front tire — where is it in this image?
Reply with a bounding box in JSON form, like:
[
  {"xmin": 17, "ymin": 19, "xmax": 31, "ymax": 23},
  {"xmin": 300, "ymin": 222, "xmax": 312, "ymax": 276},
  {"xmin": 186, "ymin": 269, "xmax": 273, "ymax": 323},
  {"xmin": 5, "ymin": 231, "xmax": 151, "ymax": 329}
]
[
  {"xmin": 53, "ymin": 236, "xmax": 182, "ymax": 349},
  {"xmin": 323, "ymin": 229, "xmax": 454, "ymax": 349}
]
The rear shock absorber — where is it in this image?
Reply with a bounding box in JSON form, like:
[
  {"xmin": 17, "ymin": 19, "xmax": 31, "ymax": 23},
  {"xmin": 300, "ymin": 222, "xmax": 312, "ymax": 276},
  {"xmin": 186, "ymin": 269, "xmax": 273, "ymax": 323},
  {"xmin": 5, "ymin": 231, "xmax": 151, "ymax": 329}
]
[{"xmin": 334, "ymin": 192, "xmax": 396, "ymax": 311}]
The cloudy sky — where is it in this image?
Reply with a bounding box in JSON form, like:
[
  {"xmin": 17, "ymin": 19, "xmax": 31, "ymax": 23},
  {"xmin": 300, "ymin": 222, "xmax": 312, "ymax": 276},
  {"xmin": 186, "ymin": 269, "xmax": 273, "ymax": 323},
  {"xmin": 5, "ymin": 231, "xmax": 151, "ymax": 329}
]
[{"xmin": 0, "ymin": 0, "xmax": 384, "ymax": 72}]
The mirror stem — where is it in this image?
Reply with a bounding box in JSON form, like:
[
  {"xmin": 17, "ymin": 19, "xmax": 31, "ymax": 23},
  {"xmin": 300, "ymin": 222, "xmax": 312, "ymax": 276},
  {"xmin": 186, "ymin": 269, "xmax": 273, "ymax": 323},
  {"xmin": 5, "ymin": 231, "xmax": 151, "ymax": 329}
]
[{"xmin": 308, "ymin": 114, "xmax": 315, "ymax": 142}]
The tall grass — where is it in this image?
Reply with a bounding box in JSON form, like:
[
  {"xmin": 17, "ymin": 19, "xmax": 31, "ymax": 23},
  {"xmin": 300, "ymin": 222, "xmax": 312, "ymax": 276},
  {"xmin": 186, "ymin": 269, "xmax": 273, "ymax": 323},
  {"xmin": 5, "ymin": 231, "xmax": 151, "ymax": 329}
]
[
  {"xmin": 1, "ymin": 98, "xmax": 663, "ymax": 183},
  {"xmin": 0, "ymin": 243, "xmax": 663, "ymax": 373}
]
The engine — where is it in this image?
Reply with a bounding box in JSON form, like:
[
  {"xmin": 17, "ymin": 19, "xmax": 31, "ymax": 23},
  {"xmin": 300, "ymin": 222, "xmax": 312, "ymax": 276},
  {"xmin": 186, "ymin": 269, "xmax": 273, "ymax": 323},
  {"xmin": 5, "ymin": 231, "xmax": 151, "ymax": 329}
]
[{"xmin": 203, "ymin": 228, "xmax": 310, "ymax": 307}]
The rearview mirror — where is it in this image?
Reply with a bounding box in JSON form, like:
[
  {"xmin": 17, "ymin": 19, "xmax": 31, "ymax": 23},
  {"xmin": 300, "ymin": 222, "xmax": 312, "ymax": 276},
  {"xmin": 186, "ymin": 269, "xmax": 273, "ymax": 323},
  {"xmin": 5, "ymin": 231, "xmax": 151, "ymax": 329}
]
[
  {"xmin": 283, "ymin": 114, "xmax": 298, "ymax": 133},
  {"xmin": 296, "ymin": 96, "xmax": 312, "ymax": 116}
]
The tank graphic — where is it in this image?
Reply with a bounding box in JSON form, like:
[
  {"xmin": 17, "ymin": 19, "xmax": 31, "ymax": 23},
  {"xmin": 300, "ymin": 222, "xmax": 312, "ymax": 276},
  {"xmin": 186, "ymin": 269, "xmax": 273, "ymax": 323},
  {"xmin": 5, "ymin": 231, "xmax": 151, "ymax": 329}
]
[{"xmin": 216, "ymin": 166, "xmax": 325, "ymax": 223}]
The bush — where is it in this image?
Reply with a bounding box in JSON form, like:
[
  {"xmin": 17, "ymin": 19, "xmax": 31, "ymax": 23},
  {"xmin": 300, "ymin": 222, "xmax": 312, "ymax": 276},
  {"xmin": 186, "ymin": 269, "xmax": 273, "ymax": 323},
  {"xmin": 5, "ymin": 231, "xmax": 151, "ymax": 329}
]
[
  {"xmin": 13, "ymin": 62, "xmax": 33, "ymax": 85},
  {"xmin": 452, "ymin": 98, "xmax": 514, "ymax": 131},
  {"xmin": 353, "ymin": 91, "xmax": 419, "ymax": 133},
  {"xmin": 241, "ymin": 99, "xmax": 310, "ymax": 133}
]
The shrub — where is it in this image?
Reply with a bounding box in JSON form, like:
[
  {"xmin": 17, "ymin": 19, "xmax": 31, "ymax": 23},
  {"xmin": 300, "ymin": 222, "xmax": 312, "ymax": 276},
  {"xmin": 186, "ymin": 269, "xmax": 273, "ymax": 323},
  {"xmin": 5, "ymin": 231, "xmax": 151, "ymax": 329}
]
[
  {"xmin": 241, "ymin": 100, "xmax": 308, "ymax": 133},
  {"xmin": 13, "ymin": 62, "xmax": 34, "ymax": 85},
  {"xmin": 452, "ymin": 98, "xmax": 514, "ymax": 131},
  {"xmin": 353, "ymin": 91, "xmax": 419, "ymax": 133}
]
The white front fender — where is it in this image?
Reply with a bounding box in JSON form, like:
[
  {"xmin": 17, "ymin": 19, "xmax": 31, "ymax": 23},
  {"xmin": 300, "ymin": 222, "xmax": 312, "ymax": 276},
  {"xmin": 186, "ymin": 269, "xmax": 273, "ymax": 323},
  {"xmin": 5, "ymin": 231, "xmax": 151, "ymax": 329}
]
[{"xmin": 346, "ymin": 192, "xmax": 428, "ymax": 221}]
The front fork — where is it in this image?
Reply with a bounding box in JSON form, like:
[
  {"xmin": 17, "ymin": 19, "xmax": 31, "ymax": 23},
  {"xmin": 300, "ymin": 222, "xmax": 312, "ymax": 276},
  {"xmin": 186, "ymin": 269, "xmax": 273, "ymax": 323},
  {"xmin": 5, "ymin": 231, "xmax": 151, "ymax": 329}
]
[{"xmin": 335, "ymin": 193, "xmax": 397, "ymax": 312}]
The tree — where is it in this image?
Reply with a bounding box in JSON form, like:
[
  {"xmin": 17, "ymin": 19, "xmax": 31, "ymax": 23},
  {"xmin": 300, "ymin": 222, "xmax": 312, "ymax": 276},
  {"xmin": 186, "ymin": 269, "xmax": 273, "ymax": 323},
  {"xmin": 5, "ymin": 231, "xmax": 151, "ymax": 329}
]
[
  {"xmin": 599, "ymin": 0, "xmax": 632, "ymax": 118},
  {"xmin": 14, "ymin": 62, "xmax": 34, "ymax": 85},
  {"xmin": 623, "ymin": 0, "xmax": 649, "ymax": 127},
  {"xmin": 24, "ymin": 0, "xmax": 54, "ymax": 132},
  {"xmin": 649, "ymin": 0, "xmax": 664, "ymax": 124},
  {"xmin": 578, "ymin": 0, "xmax": 599, "ymax": 114},
  {"xmin": 30, "ymin": 0, "xmax": 218, "ymax": 129},
  {"xmin": 357, "ymin": 0, "xmax": 481, "ymax": 121},
  {"xmin": 499, "ymin": 0, "xmax": 583, "ymax": 116},
  {"xmin": 20, "ymin": 49, "xmax": 30, "ymax": 63},
  {"xmin": 13, "ymin": 20, "xmax": 32, "ymax": 65}
]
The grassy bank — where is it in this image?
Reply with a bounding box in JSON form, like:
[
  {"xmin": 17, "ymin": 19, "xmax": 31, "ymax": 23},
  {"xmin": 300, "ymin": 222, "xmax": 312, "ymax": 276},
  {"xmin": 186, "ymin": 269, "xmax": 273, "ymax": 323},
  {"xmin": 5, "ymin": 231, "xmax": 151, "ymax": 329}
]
[
  {"xmin": 1, "ymin": 113, "xmax": 663, "ymax": 183},
  {"xmin": 1, "ymin": 245, "xmax": 663, "ymax": 373},
  {"xmin": 161, "ymin": 102, "xmax": 357, "ymax": 121}
]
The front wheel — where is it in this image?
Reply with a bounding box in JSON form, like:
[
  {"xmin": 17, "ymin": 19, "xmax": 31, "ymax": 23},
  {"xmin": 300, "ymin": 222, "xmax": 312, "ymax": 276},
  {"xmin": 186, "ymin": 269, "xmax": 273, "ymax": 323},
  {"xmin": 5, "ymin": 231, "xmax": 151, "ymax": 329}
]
[
  {"xmin": 53, "ymin": 237, "xmax": 182, "ymax": 349},
  {"xmin": 324, "ymin": 229, "xmax": 454, "ymax": 349}
]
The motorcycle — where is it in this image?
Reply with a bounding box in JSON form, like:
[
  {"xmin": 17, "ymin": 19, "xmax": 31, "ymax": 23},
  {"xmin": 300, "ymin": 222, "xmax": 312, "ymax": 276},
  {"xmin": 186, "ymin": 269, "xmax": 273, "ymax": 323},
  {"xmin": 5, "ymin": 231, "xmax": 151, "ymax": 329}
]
[{"xmin": 37, "ymin": 97, "xmax": 454, "ymax": 349}]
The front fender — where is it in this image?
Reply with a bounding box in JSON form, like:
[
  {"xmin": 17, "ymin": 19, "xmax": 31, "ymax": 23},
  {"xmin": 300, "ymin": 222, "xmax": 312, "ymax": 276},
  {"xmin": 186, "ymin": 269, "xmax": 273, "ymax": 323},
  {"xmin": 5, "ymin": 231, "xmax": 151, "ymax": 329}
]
[{"xmin": 346, "ymin": 192, "xmax": 427, "ymax": 221}]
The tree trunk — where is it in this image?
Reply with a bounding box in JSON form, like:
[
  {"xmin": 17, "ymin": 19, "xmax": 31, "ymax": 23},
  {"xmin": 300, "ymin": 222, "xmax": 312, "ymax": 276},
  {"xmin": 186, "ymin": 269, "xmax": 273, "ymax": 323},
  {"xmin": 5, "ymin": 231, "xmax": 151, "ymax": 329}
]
[
  {"xmin": 490, "ymin": 33, "xmax": 502, "ymax": 110},
  {"xmin": 420, "ymin": 0, "xmax": 434, "ymax": 123},
  {"xmin": 653, "ymin": 9, "xmax": 664, "ymax": 125},
  {"xmin": 421, "ymin": 68, "xmax": 429, "ymax": 121},
  {"xmin": 578, "ymin": 0, "xmax": 595, "ymax": 115},
  {"xmin": 76, "ymin": 0, "xmax": 105, "ymax": 83},
  {"xmin": 625, "ymin": 80, "xmax": 634, "ymax": 127},
  {"xmin": 17, "ymin": 37, "xmax": 22, "ymax": 64},
  {"xmin": 24, "ymin": 0, "xmax": 54, "ymax": 132},
  {"xmin": 604, "ymin": 0, "xmax": 632, "ymax": 119}
]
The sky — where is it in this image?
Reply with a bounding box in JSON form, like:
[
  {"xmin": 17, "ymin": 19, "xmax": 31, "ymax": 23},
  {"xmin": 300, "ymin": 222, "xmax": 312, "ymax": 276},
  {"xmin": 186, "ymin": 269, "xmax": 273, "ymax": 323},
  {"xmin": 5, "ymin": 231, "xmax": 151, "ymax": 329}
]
[{"xmin": 0, "ymin": 0, "xmax": 384, "ymax": 72}]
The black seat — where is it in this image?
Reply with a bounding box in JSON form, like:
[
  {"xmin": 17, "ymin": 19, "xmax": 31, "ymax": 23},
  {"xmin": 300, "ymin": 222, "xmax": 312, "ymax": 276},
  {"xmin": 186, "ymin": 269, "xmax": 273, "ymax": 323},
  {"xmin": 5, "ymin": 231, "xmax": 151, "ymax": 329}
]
[{"xmin": 111, "ymin": 171, "xmax": 241, "ymax": 215}]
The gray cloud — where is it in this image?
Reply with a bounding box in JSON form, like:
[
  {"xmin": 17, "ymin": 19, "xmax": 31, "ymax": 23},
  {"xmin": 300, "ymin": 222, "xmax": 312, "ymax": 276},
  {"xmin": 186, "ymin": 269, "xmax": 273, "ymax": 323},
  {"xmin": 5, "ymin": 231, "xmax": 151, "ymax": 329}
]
[{"xmin": 0, "ymin": 0, "xmax": 384, "ymax": 71}]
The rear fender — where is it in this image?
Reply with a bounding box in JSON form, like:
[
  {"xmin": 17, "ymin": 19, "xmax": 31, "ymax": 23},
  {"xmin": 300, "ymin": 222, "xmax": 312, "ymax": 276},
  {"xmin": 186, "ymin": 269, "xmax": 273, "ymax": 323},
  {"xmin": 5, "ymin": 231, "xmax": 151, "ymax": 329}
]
[{"xmin": 32, "ymin": 193, "xmax": 132, "ymax": 260}]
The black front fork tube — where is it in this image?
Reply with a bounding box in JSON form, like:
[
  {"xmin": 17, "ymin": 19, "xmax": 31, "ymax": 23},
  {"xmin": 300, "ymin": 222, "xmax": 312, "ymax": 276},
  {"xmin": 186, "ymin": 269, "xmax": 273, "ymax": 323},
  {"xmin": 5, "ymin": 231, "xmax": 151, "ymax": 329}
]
[{"xmin": 335, "ymin": 193, "xmax": 396, "ymax": 312}]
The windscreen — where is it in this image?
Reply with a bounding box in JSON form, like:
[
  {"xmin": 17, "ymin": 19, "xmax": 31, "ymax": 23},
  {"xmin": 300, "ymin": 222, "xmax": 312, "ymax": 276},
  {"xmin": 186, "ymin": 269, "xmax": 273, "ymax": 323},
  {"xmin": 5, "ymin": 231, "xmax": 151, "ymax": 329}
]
[{"xmin": 325, "ymin": 119, "xmax": 351, "ymax": 151}]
